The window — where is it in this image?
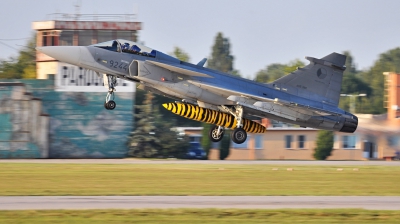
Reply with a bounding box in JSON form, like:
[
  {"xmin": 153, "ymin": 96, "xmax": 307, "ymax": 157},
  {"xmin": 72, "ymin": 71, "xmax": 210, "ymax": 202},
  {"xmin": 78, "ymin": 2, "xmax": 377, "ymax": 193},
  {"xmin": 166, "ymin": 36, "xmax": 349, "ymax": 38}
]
[
  {"xmin": 285, "ymin": 135, "xmax": 292, "ymax": 149},
  {"xmin": 98, "ymin": 30, "xmax": 113, "ymax": 43},
  {"xmin": 78, "ymin": 30, "xmax": 93, "ymax": 46},
  {"xmin": 42, "ymin": 31, "xmax": 58, "ymax": 46},
  {"xmin": 59, "ymin": 31, "xmax": 74, "ymax": 46},
  {"xmin": 116, "ymin": 31, "xmax": 133, "ymax": 41},
  {"xmin": 387, "ymin": 136, "xmax": 399, "ymax": 147},
  {"xmin": 342, "ymin": 135, "xmax": 356, "ymax": 149},
  {"xmin": 298, "ymin": 135, "xmax": 306, "ymax": 149},
  {"xmin": 255, "ymin": 135, "xmax": 263, "ymax": 149}
]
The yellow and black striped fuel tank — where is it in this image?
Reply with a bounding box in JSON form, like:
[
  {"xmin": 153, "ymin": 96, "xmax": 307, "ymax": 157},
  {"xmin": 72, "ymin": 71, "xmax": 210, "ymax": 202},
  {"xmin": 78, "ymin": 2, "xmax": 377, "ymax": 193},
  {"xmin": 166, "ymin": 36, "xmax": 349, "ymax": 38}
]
[{"xmin": 162, "ymin": 102, "xmax": 266, "ymax": 134}]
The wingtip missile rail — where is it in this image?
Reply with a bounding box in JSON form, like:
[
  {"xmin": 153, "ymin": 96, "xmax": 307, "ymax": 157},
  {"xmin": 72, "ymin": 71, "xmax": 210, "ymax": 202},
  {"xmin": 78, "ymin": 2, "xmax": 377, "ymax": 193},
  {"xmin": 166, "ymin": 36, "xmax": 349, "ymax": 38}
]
[{"xmin": 162, "ymin": 102, "xmax": 266, "ymax": 133}]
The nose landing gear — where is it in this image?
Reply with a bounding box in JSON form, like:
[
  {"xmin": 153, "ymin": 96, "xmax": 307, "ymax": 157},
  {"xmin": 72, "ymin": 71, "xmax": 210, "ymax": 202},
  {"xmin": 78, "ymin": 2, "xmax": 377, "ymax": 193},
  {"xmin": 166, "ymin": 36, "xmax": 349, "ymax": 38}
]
[
  {"xmin": 104, "ymin": 74, "xmax": 117, "ymax": 110},
  {"xmin": 104, "ymin": 91, "xmax": 116, "ymax": 110}
]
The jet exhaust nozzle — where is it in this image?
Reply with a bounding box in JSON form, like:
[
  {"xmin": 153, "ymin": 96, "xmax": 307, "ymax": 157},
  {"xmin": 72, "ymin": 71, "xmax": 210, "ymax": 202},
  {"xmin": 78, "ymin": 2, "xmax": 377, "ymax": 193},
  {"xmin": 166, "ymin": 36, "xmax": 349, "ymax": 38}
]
[
  {"xmin": 339, "ymin": 116, "xmax": 358, "ymax": 133},
  {"xmin": 162, "ymin": 102, "xmax": 266, "ymax": 133}
]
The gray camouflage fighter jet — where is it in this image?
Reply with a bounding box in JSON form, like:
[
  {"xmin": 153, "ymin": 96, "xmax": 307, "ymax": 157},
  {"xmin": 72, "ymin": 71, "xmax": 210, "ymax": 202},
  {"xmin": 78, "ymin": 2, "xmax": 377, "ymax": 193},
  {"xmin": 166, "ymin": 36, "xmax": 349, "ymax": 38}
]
[{"xmin": 36, "ymin": 39, "xmax": 358, "ymax": 144}]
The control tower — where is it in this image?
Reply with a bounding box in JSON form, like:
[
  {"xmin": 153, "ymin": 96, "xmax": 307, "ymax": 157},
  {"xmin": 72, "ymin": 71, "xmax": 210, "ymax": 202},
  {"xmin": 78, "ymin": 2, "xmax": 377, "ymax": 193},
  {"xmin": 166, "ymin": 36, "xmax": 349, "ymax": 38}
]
[{"xmin": 33, "ymin": 14, "xmax": 142, "ymax": 80}]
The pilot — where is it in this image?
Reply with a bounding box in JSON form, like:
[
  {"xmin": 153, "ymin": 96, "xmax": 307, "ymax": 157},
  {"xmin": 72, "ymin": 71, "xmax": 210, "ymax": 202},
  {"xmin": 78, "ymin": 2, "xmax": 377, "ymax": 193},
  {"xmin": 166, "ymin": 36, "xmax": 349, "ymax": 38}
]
[
  {"xmin": 130, "ymin": 45, "xmax": 141, "ymax": 54},
  {"xmin": 122, "ymin": 43, "xmax": 130, "ymax": 51}
]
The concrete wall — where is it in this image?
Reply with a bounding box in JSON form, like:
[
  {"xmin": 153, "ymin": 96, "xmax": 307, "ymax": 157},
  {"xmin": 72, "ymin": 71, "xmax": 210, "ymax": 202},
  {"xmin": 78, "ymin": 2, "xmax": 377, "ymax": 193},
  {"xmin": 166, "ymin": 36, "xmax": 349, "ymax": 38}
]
[
  {"xmin": 0, "ymin": 83, "xmax": 49, "ymax": 158},
  {"xmin": 0, "ymin": 79, "xmax": 134, "ymax": 158}
]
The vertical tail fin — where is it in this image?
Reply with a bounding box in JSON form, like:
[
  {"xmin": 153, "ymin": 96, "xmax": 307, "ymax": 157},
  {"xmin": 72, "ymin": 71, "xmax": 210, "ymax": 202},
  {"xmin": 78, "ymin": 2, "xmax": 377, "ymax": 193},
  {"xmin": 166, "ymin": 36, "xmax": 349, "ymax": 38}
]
[{"xmin": 270, "ymin": 52, "xmax": 346, "ymax": 106}]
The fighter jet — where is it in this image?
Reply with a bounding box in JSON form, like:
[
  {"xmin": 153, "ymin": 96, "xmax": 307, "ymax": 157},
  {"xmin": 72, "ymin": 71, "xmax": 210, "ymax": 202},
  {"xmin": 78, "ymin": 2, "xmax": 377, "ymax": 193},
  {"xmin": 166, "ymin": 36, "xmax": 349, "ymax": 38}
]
[{"xmin": 36, "ymin": 39, "xmax": 358, "ymax": 144}]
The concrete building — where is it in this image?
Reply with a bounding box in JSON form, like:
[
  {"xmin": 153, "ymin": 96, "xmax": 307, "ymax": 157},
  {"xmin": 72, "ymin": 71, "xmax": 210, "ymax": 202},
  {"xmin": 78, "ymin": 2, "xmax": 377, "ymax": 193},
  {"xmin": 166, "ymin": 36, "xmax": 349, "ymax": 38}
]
[{"xmin": 33, "ymin": 15, "xmax": 141, "ymax": 79}]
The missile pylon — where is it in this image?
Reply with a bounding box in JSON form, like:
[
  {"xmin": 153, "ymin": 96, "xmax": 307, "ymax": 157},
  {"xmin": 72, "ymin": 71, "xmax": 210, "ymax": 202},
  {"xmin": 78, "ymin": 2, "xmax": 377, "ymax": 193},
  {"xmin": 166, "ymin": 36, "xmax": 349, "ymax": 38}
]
[{"xmin": 162, "ymin": 102, "xmax": 266, "ymax": 134}]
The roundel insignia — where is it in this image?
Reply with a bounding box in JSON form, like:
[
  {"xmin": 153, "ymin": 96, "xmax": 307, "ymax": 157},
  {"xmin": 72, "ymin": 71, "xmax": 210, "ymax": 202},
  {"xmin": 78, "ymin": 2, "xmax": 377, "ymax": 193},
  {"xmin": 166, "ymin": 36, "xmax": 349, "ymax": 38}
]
[{"xmin": 317, "ymin": 68, "xmax": 327, "ymax": 79}]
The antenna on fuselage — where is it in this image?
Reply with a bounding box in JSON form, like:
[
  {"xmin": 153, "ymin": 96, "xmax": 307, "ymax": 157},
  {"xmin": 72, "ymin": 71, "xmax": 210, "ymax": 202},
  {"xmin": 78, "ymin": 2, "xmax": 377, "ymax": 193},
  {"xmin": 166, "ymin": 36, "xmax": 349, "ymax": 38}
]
[{"xmin": 197, "ymin": 58, "xmax": 207, "ymax": 67}]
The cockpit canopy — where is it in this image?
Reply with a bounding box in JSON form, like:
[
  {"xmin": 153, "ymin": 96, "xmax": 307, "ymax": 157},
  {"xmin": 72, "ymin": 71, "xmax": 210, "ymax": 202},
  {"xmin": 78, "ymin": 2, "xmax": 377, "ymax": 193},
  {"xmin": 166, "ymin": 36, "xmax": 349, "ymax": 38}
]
[{"xmin": 92, "ymin": 39, "xmax": 156, "ymax": 58}]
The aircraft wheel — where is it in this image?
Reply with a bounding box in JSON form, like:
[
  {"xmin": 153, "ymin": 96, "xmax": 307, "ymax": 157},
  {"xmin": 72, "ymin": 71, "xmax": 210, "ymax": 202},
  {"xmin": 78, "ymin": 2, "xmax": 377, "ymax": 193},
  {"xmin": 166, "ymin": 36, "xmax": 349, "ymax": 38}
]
[
  {"xmin": 104, "ymin": 102, "xmax": 109, "ymax": 110},
  {"xmin": 231, "ymin": 128, "xmax": 247, "ymax": 144},
  {"xmin": 209, "ymin": 125, "xmax": 224, "ymax": 142},
  {"xmin": 106, "ymin": 100, "xmax": 116, "ymax": 110}
]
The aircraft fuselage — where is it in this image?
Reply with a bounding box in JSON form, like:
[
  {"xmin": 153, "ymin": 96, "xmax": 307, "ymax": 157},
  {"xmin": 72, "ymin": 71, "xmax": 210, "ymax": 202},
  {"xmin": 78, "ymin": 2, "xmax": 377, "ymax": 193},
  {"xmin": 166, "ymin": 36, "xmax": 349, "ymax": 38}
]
[{"xmin": 36, "ymin": 39, "xmax": 358, "ymax": 143}]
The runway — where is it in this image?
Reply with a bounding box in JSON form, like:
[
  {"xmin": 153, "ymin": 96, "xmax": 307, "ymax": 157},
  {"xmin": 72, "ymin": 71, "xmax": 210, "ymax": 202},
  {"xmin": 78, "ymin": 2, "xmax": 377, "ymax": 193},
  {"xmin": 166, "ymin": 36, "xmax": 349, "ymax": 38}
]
[
  {"xmin": 1, "ymin": 159, "xmax": 399, "ymax": 166},
  {"xmin": 1, "ymin": 196, "xmax": 400, "ymax": 210}
]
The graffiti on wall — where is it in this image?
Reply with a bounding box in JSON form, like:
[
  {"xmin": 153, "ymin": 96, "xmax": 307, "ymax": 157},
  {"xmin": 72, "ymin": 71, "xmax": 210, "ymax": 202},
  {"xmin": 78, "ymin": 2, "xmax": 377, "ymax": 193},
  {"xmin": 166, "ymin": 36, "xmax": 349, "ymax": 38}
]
[
  {"xmin": 0, "ymin": 84, "xmax": 48, "ymax": 158},
  {"xmin": 0, "ymin": 80, "xmax": 134, "ymax": 159}
]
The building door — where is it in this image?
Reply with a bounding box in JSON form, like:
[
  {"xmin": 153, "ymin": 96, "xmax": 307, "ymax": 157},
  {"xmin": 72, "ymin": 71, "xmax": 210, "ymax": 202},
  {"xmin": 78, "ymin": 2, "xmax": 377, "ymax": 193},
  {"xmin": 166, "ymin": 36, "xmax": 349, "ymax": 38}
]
[{"xmin": 363, "ymin": 142, "xmax": 376, "ymax": 159}]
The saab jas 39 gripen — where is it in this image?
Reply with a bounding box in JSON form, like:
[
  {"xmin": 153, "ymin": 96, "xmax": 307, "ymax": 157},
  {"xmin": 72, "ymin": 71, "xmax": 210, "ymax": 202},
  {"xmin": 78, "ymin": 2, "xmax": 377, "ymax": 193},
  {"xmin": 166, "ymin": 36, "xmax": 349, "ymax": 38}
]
[{"xmin": 36, "ymin": 39, "xmax": 358, "ymax": 144}]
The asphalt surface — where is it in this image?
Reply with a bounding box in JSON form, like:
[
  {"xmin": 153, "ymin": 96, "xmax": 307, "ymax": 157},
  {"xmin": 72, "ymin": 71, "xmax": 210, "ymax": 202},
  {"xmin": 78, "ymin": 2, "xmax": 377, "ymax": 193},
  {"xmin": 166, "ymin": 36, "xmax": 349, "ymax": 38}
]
[
  {"xmin": 1, "ymin": 196, "xmax": 400, "ymax": 210},
  {"xmin": 1, "ymin": 159, "xmax": 399, "ymax": 166}
]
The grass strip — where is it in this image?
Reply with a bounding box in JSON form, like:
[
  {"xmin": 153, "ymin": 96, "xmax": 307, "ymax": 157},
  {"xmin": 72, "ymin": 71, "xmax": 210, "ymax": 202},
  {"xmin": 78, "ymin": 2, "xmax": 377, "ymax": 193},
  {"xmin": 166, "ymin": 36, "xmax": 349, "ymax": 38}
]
[
  {"xmin": 0, "ymin": 163, "xmax": 399, "ymax": 196},
  {"xmin": 1, "ymin": 209, "xmax": 400, "ymax": 224}
]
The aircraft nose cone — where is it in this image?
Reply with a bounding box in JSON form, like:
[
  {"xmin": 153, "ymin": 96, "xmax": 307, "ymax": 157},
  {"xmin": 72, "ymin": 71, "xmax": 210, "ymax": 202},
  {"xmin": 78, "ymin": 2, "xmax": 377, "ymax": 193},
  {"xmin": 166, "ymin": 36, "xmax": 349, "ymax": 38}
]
[{"xmin": 36, "ymin": 46, "xmax": 81, "ymax": 65}]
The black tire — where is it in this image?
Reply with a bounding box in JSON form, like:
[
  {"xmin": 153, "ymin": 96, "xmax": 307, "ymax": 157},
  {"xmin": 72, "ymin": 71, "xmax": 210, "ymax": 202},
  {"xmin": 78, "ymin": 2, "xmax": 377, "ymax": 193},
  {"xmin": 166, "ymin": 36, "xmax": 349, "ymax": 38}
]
[
  {"xmin": 209, "ymin": 125, "xmax": 224, "ymax": 142},
  {"xmin": 104, "ymin": 102, "xmax": 109, "ymax": 110},
  {"xmin": 106, "ymin": 100, "xmax": 116, "ymax": 110},
  {"xmin": 231, "ymin": 128, "xmax": 247, "ymax": 144}
]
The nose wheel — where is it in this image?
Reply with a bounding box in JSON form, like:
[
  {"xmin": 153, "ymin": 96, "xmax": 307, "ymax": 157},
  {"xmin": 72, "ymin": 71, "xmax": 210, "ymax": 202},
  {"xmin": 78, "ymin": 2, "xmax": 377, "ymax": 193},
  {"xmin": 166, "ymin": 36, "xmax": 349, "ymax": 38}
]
[
  {"xmin": 104, "ymin": 74, "xmax": 117, "ymax": 110},
  {"xmin": 104, "ymin": 99, "xmax": 116, "ymax": 110}
]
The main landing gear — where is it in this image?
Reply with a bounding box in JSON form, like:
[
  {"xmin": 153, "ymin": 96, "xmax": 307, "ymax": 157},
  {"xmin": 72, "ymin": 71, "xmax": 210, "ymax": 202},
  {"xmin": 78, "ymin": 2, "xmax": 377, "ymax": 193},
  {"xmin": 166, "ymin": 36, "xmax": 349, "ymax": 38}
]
[
  {"xmin": 209, "ymin": 105, "xmax": 248, "ymax": 144},
  {"xmin": 104, "ymin": 74, "xmax": 117, "ymax": 110},
  {"xmin": 209, "ymin": 125, "xmax": 224, "ymax": 142},
  {"xmin": 230, "ymin": 105, "xmax": 247, "ymax": 144}
]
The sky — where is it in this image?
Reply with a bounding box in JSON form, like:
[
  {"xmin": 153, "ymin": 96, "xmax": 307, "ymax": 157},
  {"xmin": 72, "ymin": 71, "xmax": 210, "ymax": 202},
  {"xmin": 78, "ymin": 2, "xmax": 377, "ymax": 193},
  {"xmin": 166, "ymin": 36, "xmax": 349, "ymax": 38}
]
[{"xmin": 1, "ymin": 0, "xmax": 400, "ymax": 79}]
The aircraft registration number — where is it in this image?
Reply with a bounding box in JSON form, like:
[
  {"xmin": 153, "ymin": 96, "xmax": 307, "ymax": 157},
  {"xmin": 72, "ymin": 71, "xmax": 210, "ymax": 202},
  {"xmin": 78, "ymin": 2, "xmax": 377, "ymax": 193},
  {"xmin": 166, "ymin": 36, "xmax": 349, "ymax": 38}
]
[{"xmin": 109, "ymin": 60, "xmax": 128, "ymax": 71}]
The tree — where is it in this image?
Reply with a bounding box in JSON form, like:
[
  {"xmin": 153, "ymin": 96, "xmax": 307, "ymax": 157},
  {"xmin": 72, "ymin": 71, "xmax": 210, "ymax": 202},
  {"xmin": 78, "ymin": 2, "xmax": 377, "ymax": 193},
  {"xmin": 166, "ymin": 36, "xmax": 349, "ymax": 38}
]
[
  {"xmin": 219, "ymin": 130, "xmax": 231, "ymax": 160},
  {"xmin": 201, "ymin": 123, "xmax": 212, "ymax": 158},
  {"xmin": 254, "ymin": 60, "xmax": 304, "ymax": 83},
  {"xmin": 359, "ymin": 48, "xmax": 400, "ymax": 114},
  {"xmin": 154, "ymin": 115, "xmax": 190, "ymax": 159},
  {"xmin": 128, "ymin": 92, "xmax": 160, "ymax": 158},
  {"xmin": 129, "ymin": 91, "xmax": 192, "ymax": 158},
  {"xmin": 170, "ymin": 46, "xmax": 190, "ymax": 62},
  {"xmin": 255, "ymin": 63, "xmax": 285, "ymax": 83},
  {"xmin": 339, "ymin": 75, "xmax": 372, "ymax": 112},
  {"xmin": 283, "ymin": 59, "xmax": 305, "ymax": 75},
  {"xmin": 313, "ymin": 130, "xmax": 334, "ymax": 160},
  {"xmin": 0, "ymin": 34, "xmax": 36, "ymax": 79},
  {"xmin": 342, "ymin": 51, "xmax": 358, "ymax": 77},
  {"xmin": 207, "ymin": 32, "xmax": 239, "ymax": 76},
  {"xmin": 337, "ymin": 51, "xmax": 370, "ymax": 112}
]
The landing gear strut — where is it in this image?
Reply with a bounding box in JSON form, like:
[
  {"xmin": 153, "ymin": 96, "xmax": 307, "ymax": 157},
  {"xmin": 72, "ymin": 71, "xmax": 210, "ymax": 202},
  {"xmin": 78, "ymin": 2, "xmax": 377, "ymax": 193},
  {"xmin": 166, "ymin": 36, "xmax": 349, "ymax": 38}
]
[
  {"xmin": 220, "ymin": 105, "xmax": 248, "ymax": 144},
  {"xmin": 104, "ymin": 74, "xmax": 117, "ymax": 110},
  {"xmin": 209, "ymin": 125, "xmax": 224, "ymax": 142}
]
